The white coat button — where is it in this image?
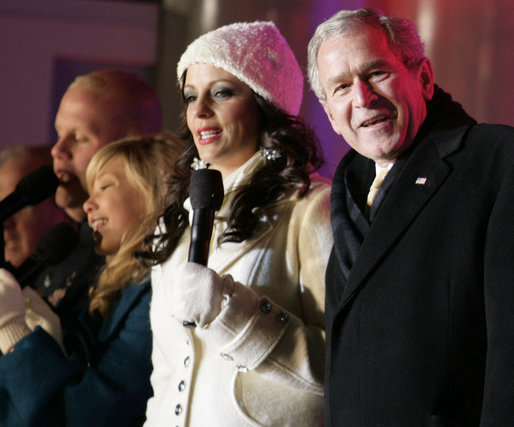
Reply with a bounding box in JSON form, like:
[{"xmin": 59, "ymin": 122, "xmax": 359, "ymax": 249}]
[
  {"xmin": 277, "ymin": 310, "xmax": 289, "ymax": 323},
  {"xmin": 237, "ymin": 364, "xmax": 249, "ymax": 373},
  {"xmin": 260, "ymin": 299, "xmax": 272, "ymax": 313}
]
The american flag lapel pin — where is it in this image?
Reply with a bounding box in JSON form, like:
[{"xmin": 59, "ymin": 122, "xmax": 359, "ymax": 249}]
[{"xmin": 415, "ymin": 177, "xmax": 427, "ymax": 185}]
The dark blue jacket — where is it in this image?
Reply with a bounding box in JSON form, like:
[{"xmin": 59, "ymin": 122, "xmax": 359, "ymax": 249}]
[
  {"xmin": 0, "ymin": 276, "xmax": 152, "ymax": 426},
  {"xmin": 33, "ymin": 221, "xmax": 104, "ymax": 335}
]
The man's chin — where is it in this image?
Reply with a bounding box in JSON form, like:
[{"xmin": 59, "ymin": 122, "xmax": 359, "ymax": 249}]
[{"xmin": 55, "ymin": 183, "xmax": 87, "ymax": 211}]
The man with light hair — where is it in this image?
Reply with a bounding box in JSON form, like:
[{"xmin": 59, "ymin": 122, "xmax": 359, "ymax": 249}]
[
  {"xmin": 35, "ymin": 69, "xmax": 161, "ymax": 325},
  {"xmin": 308, "ymin": 8, "xmax": 514, "ymax": 425},
  {"xmin": 52, "ymin": 69, "xmax": 162, "ymax": 223}
]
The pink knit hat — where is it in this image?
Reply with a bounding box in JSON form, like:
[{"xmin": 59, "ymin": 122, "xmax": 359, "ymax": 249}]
[{"xmin": 177, "ymin": 21, "xmax": 304, "ymax": 116}]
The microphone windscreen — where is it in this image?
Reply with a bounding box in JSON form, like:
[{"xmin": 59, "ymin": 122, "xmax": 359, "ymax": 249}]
[
  {"xmin": 189, "ymin": 169, "xmax": 224, "ymax": 210},
  {"xmin": 33, "ymin": 222, "xmax": 80, "ymax": 265},
  {"xmin": 16, "ymin": 165, "xmax": 59, "ymax": 205}
]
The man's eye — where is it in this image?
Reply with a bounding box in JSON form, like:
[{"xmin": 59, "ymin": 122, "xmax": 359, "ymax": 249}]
[
  {"xmin": 74, "ymin": 135, "xmax": 89, "ymax": 143},
  {"xmin": 334, "ymin": 83, "xmax": 351, "ymax": 94},
  {"xmin": 369, "ymin": 71, "xmax": 388, "ymax": 81}
]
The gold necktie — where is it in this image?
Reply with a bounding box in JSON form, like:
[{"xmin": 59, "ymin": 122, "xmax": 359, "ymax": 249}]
[{"xmin": 366, "ymin": 167, "xmax": 389, "ymax": 208}]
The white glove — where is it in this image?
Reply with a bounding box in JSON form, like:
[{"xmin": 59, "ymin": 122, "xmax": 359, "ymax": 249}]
[
  {"xmin": 0, "ymin": 269, "xmax": 25, "ymax": 327},
  {"xmin": 165, "ymin": 262, "xmax": 234, "ymax": 328},
  {"xmin": 0, "ymin": 269, "xmax": 31, "ymax": 353},
  {"xmin": 24, "ymin": 287, "xmax": 64, "ymax": 353}
]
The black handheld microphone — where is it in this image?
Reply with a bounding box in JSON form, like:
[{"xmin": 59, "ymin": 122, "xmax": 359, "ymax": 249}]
[
  {"xmin": 15, "ymin": 222, "xmax": 79, "ymax": 288},
  {"xmin": 184, "ymin": 168, "xmax": 224, "ymax": 328},
  {"xmin": 187, "ymin": 168, "xmax": 224, "ymax": 265},
  {"xmin": 0, "ymin": 165, "xmax": 59, "ymax": 223}
]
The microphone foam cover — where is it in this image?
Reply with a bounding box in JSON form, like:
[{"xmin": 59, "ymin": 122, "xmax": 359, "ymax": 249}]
[
  {"xmin": 16, "ymin": 165, "xmax": 59, "ymax": 205},
  {"xmin": 189, "ymin": 169, "xmax": 224, "ymax": 210}
]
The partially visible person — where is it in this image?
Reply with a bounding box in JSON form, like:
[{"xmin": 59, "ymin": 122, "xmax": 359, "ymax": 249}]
[
  {"xmin": 144, "ymin": 21, "xmax": 332, "ymax": 426},
  {"xmin": 32, "ymin": 69, "xmax": 162, "ymax": 331},
  {"xmin": 0, "ymin": 145, "xmax": 72, "ymax": 268},
  {"xmin": 308, "ymin": 8, "xmax": 514, "ymax": 425},
  {"xmin": 0, "ymin": 145, "xmax": 73, "ymax": 353},
  {"xmin": 0, "ymin": 134, "xmax": 182, "ymax": 425}
]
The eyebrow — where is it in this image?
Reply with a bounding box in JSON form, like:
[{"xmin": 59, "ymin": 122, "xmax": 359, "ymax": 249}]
[
  {"xmin": 183, "ymin": 79, "xmax": 237, "ymax": 90},
  {"xmin": 326, "ymin": 59, "xmax": 393, "ymax": 88}
]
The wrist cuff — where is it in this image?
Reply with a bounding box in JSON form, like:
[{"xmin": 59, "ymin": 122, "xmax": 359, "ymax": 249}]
[{"xmin": 0, "ymin": 316, "xmax": 31, "ymax": 354}]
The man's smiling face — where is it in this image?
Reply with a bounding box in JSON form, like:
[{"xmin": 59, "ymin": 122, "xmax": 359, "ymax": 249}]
[{"xmin": 317, "ymin": 25, "xmax": 434, "ymax": 166}]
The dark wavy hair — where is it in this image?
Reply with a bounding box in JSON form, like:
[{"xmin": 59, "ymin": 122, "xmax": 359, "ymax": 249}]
[{"xmin": 141, "ymin": 92, "xmax": 323, "ymax": 265}]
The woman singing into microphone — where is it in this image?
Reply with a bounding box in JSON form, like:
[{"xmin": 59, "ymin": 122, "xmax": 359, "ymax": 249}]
[{"xmin": 144, "ymin": 21, "xmax": 333, "ymax": 426}]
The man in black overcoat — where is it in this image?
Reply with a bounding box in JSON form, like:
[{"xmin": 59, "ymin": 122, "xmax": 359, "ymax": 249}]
[{"xmin": 307, "ymin": 8, "xmax": 514, "ymax": 426}]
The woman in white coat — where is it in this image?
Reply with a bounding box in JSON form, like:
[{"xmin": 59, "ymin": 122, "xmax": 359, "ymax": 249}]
[{"xmin": 143, "ymin": 21, "xmax": 332, "ymax": 426}]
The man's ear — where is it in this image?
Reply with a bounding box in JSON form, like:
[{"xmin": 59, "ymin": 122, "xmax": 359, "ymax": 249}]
[
  {"xmin": 320, "ymin": 99, "xmax": 342, "ymax": 136},
  {"xmin": 418, "ymin": 57, "xmax": 435, "ymax": 101}
]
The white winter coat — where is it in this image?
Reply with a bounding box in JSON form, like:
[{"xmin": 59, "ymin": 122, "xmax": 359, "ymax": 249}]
[{"xmin": 145, "ymin": 153, "xmax": 332, "ymax": 426}]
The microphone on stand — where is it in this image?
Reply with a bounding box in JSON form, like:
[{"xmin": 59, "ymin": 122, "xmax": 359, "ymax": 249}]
[
  {"xmin": 0, "ymin": 165, "xmax": 59, "ymax": 223},
  {"xmin": 183, "ymin": 167, "xmax": 224, "ymax": 328},
  {"xmin": 0, "ymin": 165, "xmax": 60, "ymax": 267}
]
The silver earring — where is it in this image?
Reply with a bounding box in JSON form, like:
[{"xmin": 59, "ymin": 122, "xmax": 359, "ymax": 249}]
[
  {"xmin": 260, "ymin": 148, "xmax": 281, "ymax": 161},
  {"xmin": 191, "ymin": 157, "xmax": 210, "ymax": 170}
]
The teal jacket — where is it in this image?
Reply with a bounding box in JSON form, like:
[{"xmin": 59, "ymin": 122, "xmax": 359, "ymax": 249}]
[{"xmin": 0, "ymin": 276, "xmax": 152, "ymax": 426}]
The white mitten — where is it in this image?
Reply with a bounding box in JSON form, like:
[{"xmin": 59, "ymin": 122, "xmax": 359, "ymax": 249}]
[
  {"xmin": 24, "ymin": 287, "xmax": 64, "ymax": 353},
  {"xmin": 166, "ymin": 262, "xmax": 234, "ymax": 328},
  {"xmin": 0, "ymin": 268, "xmax": 31, "ymax": 353},
  {"xmin": 0, "ymin": 269, "xmax": 25, "ymax": 327}
]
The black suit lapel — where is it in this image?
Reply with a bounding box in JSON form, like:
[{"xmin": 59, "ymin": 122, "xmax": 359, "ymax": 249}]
[
  {"xmin": 337, "ymin": 138, "xmax": 452, "ymax": 311},
  {"xmin": 330, "ymin": 154, "xmax": 373, "ymax": 285}
]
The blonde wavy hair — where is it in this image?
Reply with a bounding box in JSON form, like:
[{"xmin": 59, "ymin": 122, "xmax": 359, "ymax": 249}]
[{"xmin": 85, "ymin": 133, "xmax": 183, "ymax": 318}]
